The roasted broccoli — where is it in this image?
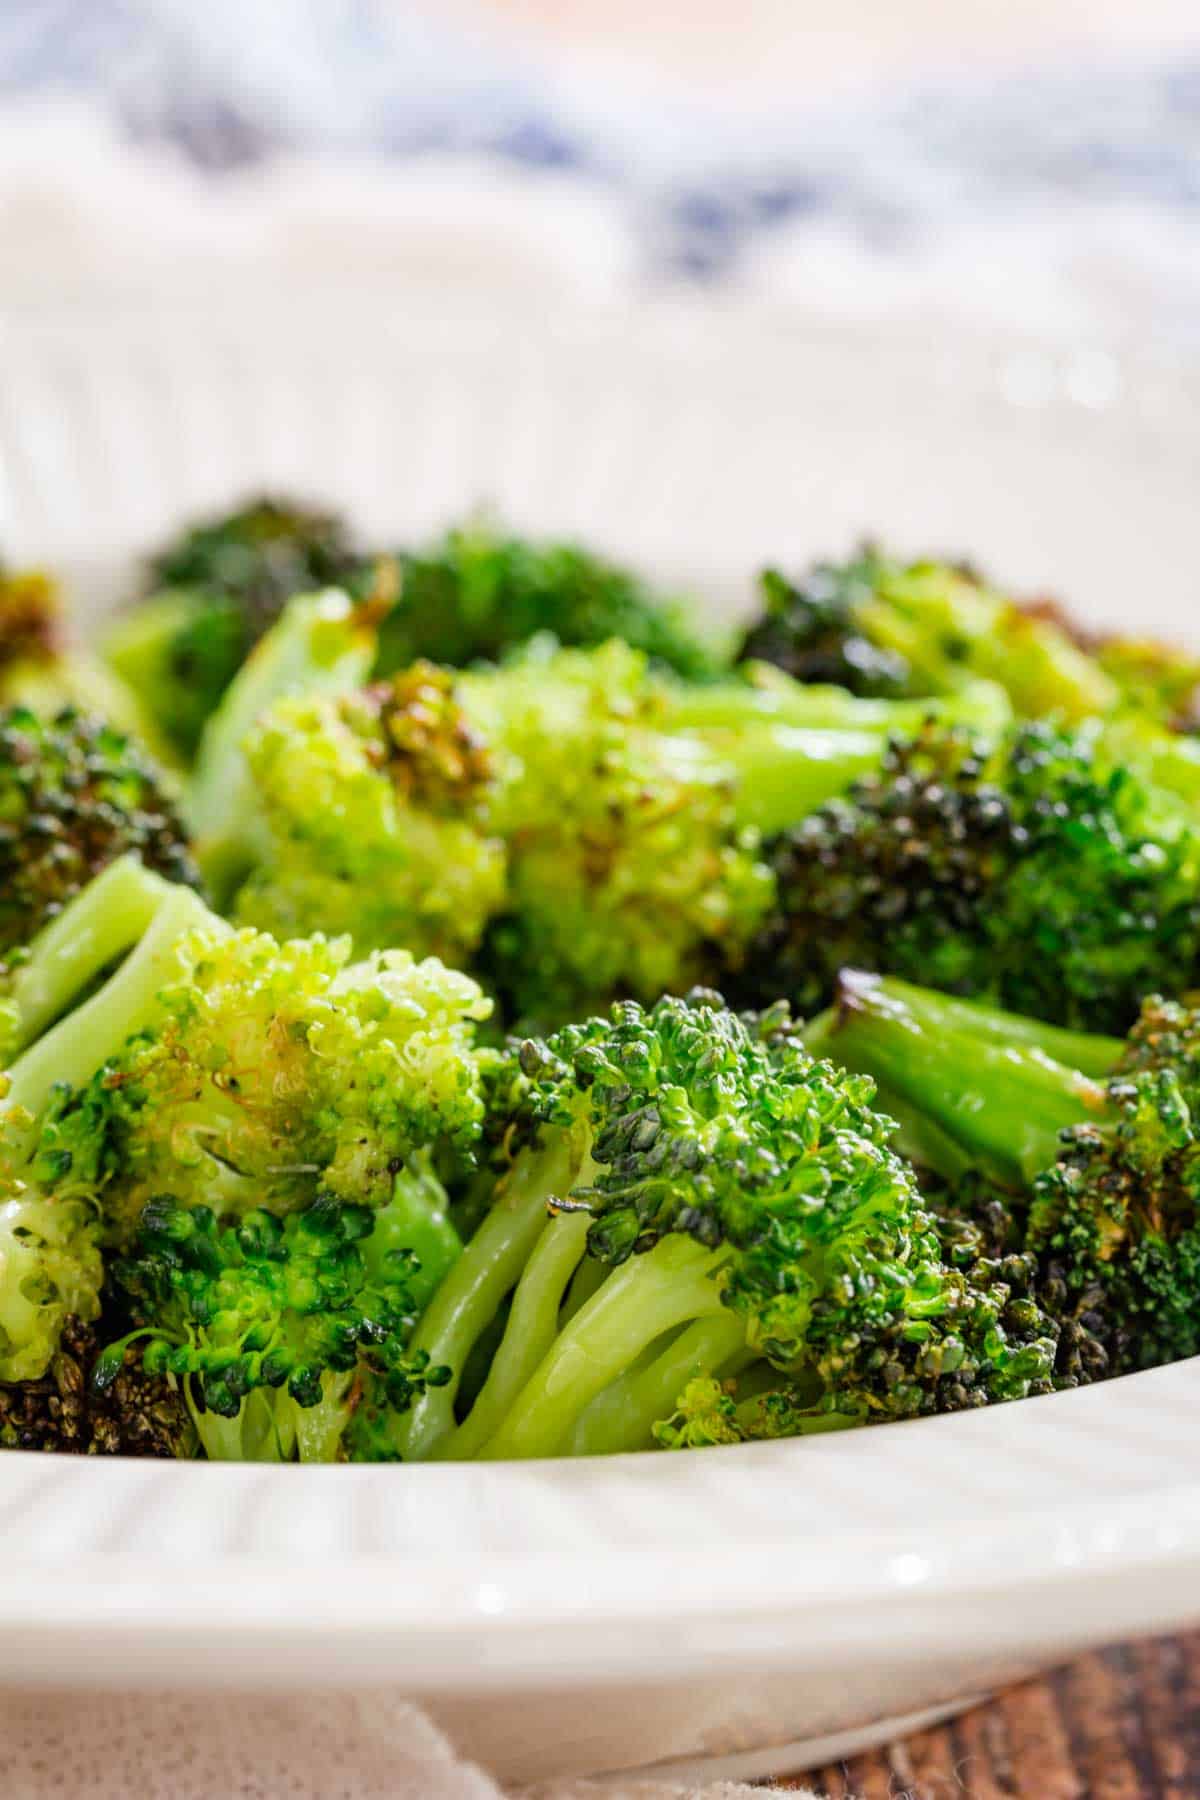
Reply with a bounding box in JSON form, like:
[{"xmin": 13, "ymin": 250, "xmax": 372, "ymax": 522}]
[
  {"xmin": 808, "ymin": 973, "xmax": 1200, "ymax": 1384},
  {"xmin": 0, "ymin": 1316, "xmax": 194, "ymax": 1456},
  {"xmin": 740, "ymin": 720, "xmax": 1200, "ymax": 1032},
  {"xmin": 0, "ymin": 564, "xmax": 173, "ymax": 756},
  {"xmin": 200, "ymin": 586, "xmax": 1015, "ymax": 1023},
  {"xmin": 392, "ymin": 989, "xmax": 1054, "ymax": 1461},
  {"xmin": 376, "ymin": 518, "xmax": 721, "ymax": 682},
  {"xmin": 738, "ymin": 549, "xmax": 1123, "ymax": 722},
  {"xmin": 101, "ymin": 1195, "xmax": 453, "ymax": 1462},
  {"xmin": 0, "ymin": 866, "xmax": 489, "ymax": 1420},
  {"xmin": 106, "ymin": 497, "xmax": 369, "ymax": 758},
  {"xmin": 0, "ymin": 704, "xmax": 197, "ymax": 961}
]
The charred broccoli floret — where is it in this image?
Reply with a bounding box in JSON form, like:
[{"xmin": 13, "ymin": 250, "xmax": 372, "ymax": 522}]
[
  {"xmin": 376, "ymin": 518, "xmax": 721, "ymax": 682},
  {"xmin": 738, "ymin": 549, "xmax": 1122, "ymax": 722},
  {"xmin": 0, "ymin": 705, "xmax": 198, "ymax": 961},
  {"xmin": 102, "ymin": 1195, "xmax": 453, "ymax": 1462},
  {"xmin": 106, "ymin": 497, "xmax": 368, "ymax": 757},
  {"xmin": 392, "ymin": 989, "xmax": 1053, "ymax": 1461},
  {"xmin": 741, "ymin": 721, "xmax": 1200, "ymax": 1032},
  {"xmin": 0, "ymin": 1316, "xmax": 193, "ymax": 1456},
  {"xmin": 809, "ymin": 974, "xmax": 1200, "ymax": 1384}
]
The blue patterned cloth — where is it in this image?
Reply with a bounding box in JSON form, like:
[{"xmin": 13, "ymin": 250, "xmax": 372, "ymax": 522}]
[{"xmin": 2, "ymin": 0, "xmax": 1199, "ymax": 285}]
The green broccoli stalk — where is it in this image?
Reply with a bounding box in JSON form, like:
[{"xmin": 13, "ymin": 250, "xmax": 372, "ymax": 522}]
[
  {"xmin": 809, "ymin": 973, "xmax": 1200, "ymax": 1381},
  {"xmin": 105, "ymin": 497, "xmax": 369, "ymax": 758},
  {"xmin": 376, "ymin": 517, "xmax": 722, "ymax": 682},
  {"xmin": 394, "ymin": 990, "xmax": 1054, "ymax": 1462},
  {"xmin": 100, "ymin": 1194, "xmax": 454, "ymax": 1463},
  {"xmin": 740, "ymin": 720, "xmax": 1200, "ymax": 1032},
  {"xmin": 0, "ymin": 704, "xmax": 198, "ymax": 962},
  {"xmin": 737, "ymin": 549, "xmax": 1122, "ymax": 722}
]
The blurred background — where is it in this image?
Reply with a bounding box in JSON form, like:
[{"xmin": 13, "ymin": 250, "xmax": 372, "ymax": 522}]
[{"xmin": 2, "ymin": 0, "xmax": 1200, "ymax": 344}]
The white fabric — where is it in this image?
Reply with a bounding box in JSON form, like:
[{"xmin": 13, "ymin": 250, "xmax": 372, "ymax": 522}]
[{"xmin": 0, "ymin": 1690, "xmax": 807, "ymax": 1799}]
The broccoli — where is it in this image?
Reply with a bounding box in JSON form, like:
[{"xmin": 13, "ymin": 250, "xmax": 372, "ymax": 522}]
[
  {"xmin": 0, "ymin": 563, "xmax": 174, "ymax": 758},
  {"xmin": 808, "ymin": 973, "xmax": 1200, "ymax": 1383},
  {"xmin": 105, "ymin": 497, "xmax": 369, "ymax": 758},
  {"xmin": 228, "ymin": 664, "xmax": 507, "ymax": 967},
  {"xmin": 0, "ymin": 1316, "xmax": 194, "ymax": 1456},
  {"xmin": 739, "ymin": 720, "xmax": 1200, "ymax": 1032},
  {"xmin": 100, "ymin": 1195, "xmax": 453, "ymax": 1462},
  {"xmin": 0, "ymin": 865, "xmax": 489, "ymax": 1402},
  {"xmin": 391, "ymin": 989, "xmax": 1054, "ymax": 1462},
  {"xmin": 376, "ymin": 517, "xmax": 722, "ymax": 682},
  {"xmin": 737, "ymin": 549, "xmax": 1123, "ymax": 722},
  {"xmin": 198, "ymin": 591, "xmax": 1012, "ymax": 1022},
  {"xmin": 459, "ymin": 638, "xmax": 1011, "ymax": 1024},
  {"xmin": 0, "ymin": 704, "xmax": 198, "ymax": 965}
]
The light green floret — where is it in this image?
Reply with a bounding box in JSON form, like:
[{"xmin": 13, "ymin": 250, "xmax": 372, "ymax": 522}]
[{"xmin": 231, "ymin": 667, "xmax": 507, "ymax": 965}]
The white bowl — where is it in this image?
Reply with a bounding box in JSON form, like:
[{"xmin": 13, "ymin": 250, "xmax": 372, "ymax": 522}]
[{"xmin": 1, "ymin": 294, "xmax": 1198, "ymax": 1787}]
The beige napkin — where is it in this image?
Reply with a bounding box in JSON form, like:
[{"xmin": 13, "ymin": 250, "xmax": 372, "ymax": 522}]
[{"xmin": 0, "ymin": 1690, "xmax": 820, "ymax": 1799}]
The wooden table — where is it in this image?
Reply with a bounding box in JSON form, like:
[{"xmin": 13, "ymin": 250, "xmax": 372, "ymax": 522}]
[{"xmin": 787, "ymin": 1634, "xmax": 1200, "ymax": 1798}]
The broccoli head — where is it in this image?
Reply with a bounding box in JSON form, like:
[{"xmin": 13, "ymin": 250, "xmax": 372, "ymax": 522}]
[
  {"xmin": 229, "ymin": 664, "xmax": 507, "ymax": 965},
  {"xmin": 376, "ymin": 518, "xmax": 721, "ymax": 682},
  {"xmin": 106, "ymin": 497, "xmax": 369, "ymax": 757},
  {"xmin": 811, "ymin": 974, "xmax": 1200, "ymax": 1386},
  {"xmin": 738, "ymin": 549, "xmax": 1122, "ymax": 722},
  {"xmin": 0, "ymin": 705, "xmax": 198, "ymax": 961},
  {"xmin": 392, "ymin": 989, "xmax": 1053, "ymax": 1462},
  {"xmin": 102, "ymin": 1195, "xmax": 452, "ymax": 1462},
  {"xmin": 741, "ymin": 720, "xmax": 1200, "ymax": 1032}
]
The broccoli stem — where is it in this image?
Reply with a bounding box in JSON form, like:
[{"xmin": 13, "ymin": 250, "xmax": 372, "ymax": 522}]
[
  {"xmin": 810, "ymin": 971, "xmax": 1119, "ymax": 1187},
  {"xmin": 474, "ymin": 1235, "xmax": 731, "ymax": 1461},
  {"xmin": 392, "ymin": 1125, "xmax": 588, "ymax": 1460},
  {"xmin": 565, "ymin": 1309, "xmax": 749, "ymax": 1457},
  {"xmin": 662, "ymin": 672, "xmax": 1010, "ymax": 738},
  {"xmin": 3, "ymin": 855, "xmax": 177, "ymax": 1057},
  {"xmin": 190, "ymin": 588, "xmax": 376, "ymax": 867},
  {"xmin": 437, "ymin": 1210, "xmax": 592, "ymax": 1460},
  {"xmin": 4, "ymin": 883, "xmax": 218, "ymax": 1141},
  {"xmin": 721, "ymin": 726, "xmax": 892, "ymax": 833}
]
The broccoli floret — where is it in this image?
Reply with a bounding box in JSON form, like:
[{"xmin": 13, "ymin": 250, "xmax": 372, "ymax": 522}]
[
  {"xmin": 106, "ymin": 497, "xmax": 369, "ymax": 758},
  {"xmin": 738, "ymin": 550, "xmax": 1122, "ymax": 722},
  {"xmin": 196, "ymin": 596, "xmax": 1011, "ymax": 1025},
  {"xmin": 48, "ymin": 919, "xmax": 492, "ymax": 1246},
  {"xmin": 101, "ymin": 1195, "xmax": 453, "ymax": 1462},
  {"xmin": 0, "ymin": 563, "xmax": 175, "ymax": 760},
  {"xmin": 0, "ymin": 705, "xmax": 197, "ymax": 961},
  {"xmin": 389, "ymin": 989, "xmax": 1053, "ymax": 1462},
  {"xmin": 229, "ymin": 665, "xmax": 507, "ymax": 966},
  {"xmin": 0, "ymin": 1316, "xmax": 194, "ymax": 1456},
  {"xmin": 376, "ymin": 518, "xmax": 721, "ymax": 682},
  {"xmin": 810, "ymin": 974, "xmax": 1200, "ymax": 1383},
  {"xmin": 741, "ymin": 721, "xmax": 1200, "ymax": 1032},
  {"xmin": 0, "ymin": 861, "xmax": 489, "ymax": 1394}
]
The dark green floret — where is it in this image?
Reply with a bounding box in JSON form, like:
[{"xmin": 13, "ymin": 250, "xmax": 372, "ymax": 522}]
[
  {"xmin": 0, "ymin": 704, "xmax": 198, "ymax": 957},
  {"xmin": 106, "ymin": 497, "xmax": 368, "ymax": 756},
  {"xmin": 376, "ymin": 519, "xmax": 722, "ymax": 682},
  {"xmin": 102, "ymin": 1196, "xmax": 452, "ymax": 1462},
  {"xmin": 740, "ymin": 720, "xmax": 1200, "ymax": 1032}
]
